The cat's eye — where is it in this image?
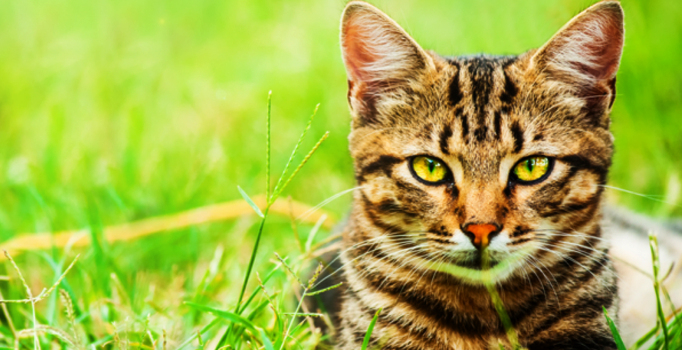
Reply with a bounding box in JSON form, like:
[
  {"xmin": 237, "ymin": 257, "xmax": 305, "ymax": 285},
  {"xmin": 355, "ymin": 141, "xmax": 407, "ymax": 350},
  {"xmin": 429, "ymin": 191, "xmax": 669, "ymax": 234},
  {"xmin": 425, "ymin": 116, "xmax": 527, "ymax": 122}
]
[
  {"xmin": 512, "ymin": 156, "xmax": 553, "ymax": 184},
  {"xmin": 410, "ymin": 156, "xmax": 451, "ymax": 184}
]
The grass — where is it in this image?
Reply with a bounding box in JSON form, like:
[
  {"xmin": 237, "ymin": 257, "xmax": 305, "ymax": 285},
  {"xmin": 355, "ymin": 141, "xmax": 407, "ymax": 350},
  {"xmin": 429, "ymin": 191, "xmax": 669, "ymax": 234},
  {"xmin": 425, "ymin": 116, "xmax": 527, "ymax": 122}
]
[
  {"xmin": 0, "ymin": 0, "xmax": 679, "ymax": 349},
  {"xmin": 605, "ymin": 234, "xmax": 682, "ymax": 350}
]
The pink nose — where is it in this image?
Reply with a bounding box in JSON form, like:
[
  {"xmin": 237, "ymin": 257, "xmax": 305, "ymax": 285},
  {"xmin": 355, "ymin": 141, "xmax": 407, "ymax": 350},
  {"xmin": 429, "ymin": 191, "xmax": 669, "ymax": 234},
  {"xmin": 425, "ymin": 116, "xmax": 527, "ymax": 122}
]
[{"xmin": 463, "ymin": 223, "xmax": 499, "ymax": 249}]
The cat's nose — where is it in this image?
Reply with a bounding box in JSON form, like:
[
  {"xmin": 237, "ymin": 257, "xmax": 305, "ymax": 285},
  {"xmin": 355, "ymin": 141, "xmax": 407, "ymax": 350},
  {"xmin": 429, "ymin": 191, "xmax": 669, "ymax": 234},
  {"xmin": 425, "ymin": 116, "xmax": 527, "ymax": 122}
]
[{"xmin": 462, "ymin": 223, "xmax": 501, "ymax": 249}]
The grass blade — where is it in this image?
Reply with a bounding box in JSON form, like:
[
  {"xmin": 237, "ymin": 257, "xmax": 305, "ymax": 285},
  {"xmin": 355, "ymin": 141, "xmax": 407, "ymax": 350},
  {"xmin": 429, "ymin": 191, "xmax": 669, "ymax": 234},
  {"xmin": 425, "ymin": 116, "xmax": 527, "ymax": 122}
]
[
  {"xmin": 279, "ymin": 288, "xmax": 307, "ymax": 350},
  {"xmin": 630, "ymin": 323, "xmax": 659, "ymax": 350},
  {"xmin": 361, "ymin": 308, "xmax": 382, "ymax": 350},
  {"xmin": 281, "ymin": 313, "xmax": 323, "ymax": 317},
  {"xmin": 272, "ymin": 131, "xmax": 329, "ymax": 202},
  {"xmin": 179, "ymin": 264, "xmax": 278, "ymax": 350},
  {"xmin": 270, "ymin": 104, "xmax": 320, "ymax": 201},
  {"xmin": 259, "ymin": 329, "xmax": 275, "ymax": 350},
  {"xmin": 221, "ymin": 101, "xmax": 326, "ymax": 348},
  {"xmin": 649, "ymin": 233, "xmax": 670, "ymax": 349},
  {"xmin": 238, "ymin": 186, "xmax": 264, "ymax": 218},
  {"xmin": 305, "ymin": 214, "xmax": 326, "ymax": 253},
  {"xmin": 603, "ymin": 306, "xmax": 627, "ymax": 350},
  {"xmin": 176, "ymin": 318, "xmax": 221, "ymax": 349},
  {"xmin": 185, "ymin": 302, "xmax": 274, "ymax": 348},
  {"xmin": 306, "ymin": 282, "xmax": 343, "ymax": 296},
  {"xmin": 482, "ymin": 251, "xmax": 520, "ymax": 349},
  {"xmin": 240, "ymin": 263, "xmax": 281, "ymax": 313},
  {"xmin": 266, "ymin": 91, "xmax": 272, "ymax": 200},
  {"xmin": 233, "ymin": 209, "xmax": 269, "ymax": 313}
]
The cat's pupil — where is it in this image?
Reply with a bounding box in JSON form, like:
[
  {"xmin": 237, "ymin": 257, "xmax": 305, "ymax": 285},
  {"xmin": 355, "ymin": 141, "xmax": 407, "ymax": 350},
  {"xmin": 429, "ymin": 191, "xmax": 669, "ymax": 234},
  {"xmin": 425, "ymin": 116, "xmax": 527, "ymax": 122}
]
[
  {"xmin": 428, "ymin": 159, "xmax": 436, "ymax": 173},
  {"xmin": 526, "ymin": 159, "xmax": 535, "ymax": 173}
]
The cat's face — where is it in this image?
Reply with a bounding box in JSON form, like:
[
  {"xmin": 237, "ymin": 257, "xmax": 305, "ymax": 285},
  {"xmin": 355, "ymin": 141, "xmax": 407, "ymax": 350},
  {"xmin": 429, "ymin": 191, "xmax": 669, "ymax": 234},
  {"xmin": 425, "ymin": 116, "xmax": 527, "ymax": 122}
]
[{"xmin": 342, "ymin": 1, "xmax": 623, "ymax": 282}]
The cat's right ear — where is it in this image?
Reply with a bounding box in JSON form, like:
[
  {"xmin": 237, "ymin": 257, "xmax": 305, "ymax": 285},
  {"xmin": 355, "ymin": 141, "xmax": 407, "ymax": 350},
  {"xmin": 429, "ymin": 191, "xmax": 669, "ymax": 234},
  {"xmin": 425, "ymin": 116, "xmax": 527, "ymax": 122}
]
[{"xmin": 341, "ymin": 1, "xmax": 434, "ymax": 123}]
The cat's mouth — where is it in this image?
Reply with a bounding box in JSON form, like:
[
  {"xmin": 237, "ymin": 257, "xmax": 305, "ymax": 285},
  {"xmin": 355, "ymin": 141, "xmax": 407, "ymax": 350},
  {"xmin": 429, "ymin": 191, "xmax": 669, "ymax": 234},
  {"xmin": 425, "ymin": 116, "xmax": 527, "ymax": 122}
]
[{"xmin": 449, "ymin": 251, "xmax": 502, "ymax": 270}]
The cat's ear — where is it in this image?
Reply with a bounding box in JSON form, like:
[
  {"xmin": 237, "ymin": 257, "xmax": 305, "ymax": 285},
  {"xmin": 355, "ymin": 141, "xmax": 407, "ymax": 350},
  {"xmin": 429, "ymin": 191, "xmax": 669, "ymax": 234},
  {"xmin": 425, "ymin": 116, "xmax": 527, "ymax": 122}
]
[
  {"xmin": 530, "ymin": 1, "xmax": 624, "ymax": 115},
  {"xmin": 341, "ymin": 1, "xmax": 434, "ymax": 123}
]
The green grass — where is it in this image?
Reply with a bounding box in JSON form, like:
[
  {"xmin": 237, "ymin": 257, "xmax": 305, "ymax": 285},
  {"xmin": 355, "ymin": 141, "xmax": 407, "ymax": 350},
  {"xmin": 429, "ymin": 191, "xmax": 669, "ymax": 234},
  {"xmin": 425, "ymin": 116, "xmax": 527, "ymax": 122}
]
[
  {"xmin": 605, "ymin": 234, "xmax": 682, "ymax": 350},
  {"xmin": 0, "ymin": 0, "xmax": 679, "ymax": 349}
]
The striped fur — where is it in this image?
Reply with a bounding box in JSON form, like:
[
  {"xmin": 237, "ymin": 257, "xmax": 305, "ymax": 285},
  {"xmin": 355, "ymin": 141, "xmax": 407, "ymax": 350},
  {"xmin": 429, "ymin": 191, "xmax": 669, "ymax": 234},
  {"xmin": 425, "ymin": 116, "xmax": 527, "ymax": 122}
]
[{"xmin": 335, "ymin": 1, "xmax": 625, "ymax": 349}]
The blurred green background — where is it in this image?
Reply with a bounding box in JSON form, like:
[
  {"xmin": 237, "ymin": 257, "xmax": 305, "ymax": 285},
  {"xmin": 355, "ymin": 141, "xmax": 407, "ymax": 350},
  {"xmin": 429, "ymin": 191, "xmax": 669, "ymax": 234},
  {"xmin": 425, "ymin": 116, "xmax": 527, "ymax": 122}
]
[{"xmin": 0, "ymin": 0, "xmax": 679, "ymax": 347}]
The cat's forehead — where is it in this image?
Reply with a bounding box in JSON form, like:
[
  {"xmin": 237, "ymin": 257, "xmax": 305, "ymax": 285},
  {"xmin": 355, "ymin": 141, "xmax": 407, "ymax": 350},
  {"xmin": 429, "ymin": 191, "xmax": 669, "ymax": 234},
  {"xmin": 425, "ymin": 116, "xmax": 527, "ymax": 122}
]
[
  {"xmin": 411, "ymin": 54, "xmax": 528, "ymax": 159},
  {"xmin": 448, "ymin": 55, "xmax": 520, "ymax": 102},
  {"xmin": 450, "ymin": 55, "xmax": 518, "ymax": 76},
  {"xmin": 423, "ymin": 53, "xmax": 581, "ymax": 152},
  {"xmin": 441, "ymin": 54, "xmax": 522, "ymax": 143}
]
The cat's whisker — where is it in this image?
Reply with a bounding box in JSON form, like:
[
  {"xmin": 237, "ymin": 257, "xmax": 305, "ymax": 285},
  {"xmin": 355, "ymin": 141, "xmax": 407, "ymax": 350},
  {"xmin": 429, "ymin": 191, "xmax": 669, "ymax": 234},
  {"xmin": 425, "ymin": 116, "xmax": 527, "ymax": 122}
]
[
  {"xmin": 531, "ymin": 230, "xmax": 609, "ymax": 243},
  {"xmin": 541, "ymin": 236, "xmax": 605, "ymax": 254},
  {"xmin": 411, "ymin": 252, "xmax": 445, "ymax": 294},
  {"xmin": 401, "ymin": 244, "xmax": 440, "ymax": 282},
  {"xmin": 580, "ymin": 93, "xmax": 623, "ymax": 99},
  {"xmin": 376, "ymin": 243, "xmax": 432, "ymax": 291},
  {"xmin": 362, "ymin": 242, "xmax": 427, "ymax": 280},
  {"xmin": 598, "ymin": 184, "xmax": 680, "ymax": 208},
  {"xmin": 519, "ymin": 256, "xmax": 543, "ymax": 297},
  {"xmin": 524, "ymin": 253, "xmax": 560, "ymax": 301},
  {"xmin": 516, "ymin": 255, "xmax": 533, "ymax": 291},
  {"xmin": 327, "ymin": 234, "xmax": 419, "ymax": 264},
  {"xmin": 297, "ymin": 186, "xmax": 363, "ymax": 222},
  {"xmin": 312, "ymin": 234, "xmax": 424, "ymax": 288},
  {"xmin": 429, "ymin": 252, "xmax": 450, "ymax": 287},
  {"xmin": 395, "ymin": 248, "xmax": 441, "ymax": 296},
  {"xmin": 533, "ymin": 246, "xmax": 602, "ymax": 283},
  {"xmin": 532, "ymin": 229, "xmax": 611, "ymax": 255},
  {"xmin": 358, "ymin": 245, "xmax": 430, "ymax": 295},
  {"xmin": 326, "ymin": 244, "xmax": 406, "ymax": 283},
  {"xmin": 540, "ymin": 241, "xmax": 611, "ymax": 273},
  {"xmin": 520, "ymin": 255, "xmax": 549, "ymax": 299},
  {"xmin": 337, "ymin": 233, "xmax": 429, "ymax": 280}
]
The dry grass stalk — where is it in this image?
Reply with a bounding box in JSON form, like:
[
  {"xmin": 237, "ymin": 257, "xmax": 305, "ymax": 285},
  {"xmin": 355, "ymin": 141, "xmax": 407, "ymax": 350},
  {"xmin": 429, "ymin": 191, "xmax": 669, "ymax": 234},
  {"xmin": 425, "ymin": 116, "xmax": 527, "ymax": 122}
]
[
  {"xmin": 14, "ymin": 325, "xmax": 78, "ymax": 349},
  {"xmin": 0, "ymin": 290, "xmax": 16, "ymax": 339},
  {"xmin": 2, "ymin": 250, "xmax": 80, "ymax": 349},
  {"xmin": 274, "ymin": 252, "xmax": 304, "ymax": 289},
  {"xmin": 59, "ymin": 289, "xmax": 81, "ymax": 349},
  {"xmin": 4, "ymin": 250, "xmax": 40, "ymax": 350},
  {"xmin": 0, "ymin": 195, "xmax": 335, "ymax": 258},
  {"xmin": 1, "ymin": 251, "xmax": 80, "ymax": 304},
  {"xmin": 147, "ymin": 330, "xmax": 156, "ymax": 348}
]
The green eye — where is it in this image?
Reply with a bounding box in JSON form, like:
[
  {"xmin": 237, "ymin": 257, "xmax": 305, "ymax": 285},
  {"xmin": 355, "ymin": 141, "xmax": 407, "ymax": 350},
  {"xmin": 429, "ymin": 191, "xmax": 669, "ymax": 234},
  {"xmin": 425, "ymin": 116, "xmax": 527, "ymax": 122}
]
[
  {"xmin": 411, "ymin": 156, "xmax": 450, "ymax": 183},
  {"xmin": 513, "ymin": 156, "xmax": 551, "ymax": 183}
]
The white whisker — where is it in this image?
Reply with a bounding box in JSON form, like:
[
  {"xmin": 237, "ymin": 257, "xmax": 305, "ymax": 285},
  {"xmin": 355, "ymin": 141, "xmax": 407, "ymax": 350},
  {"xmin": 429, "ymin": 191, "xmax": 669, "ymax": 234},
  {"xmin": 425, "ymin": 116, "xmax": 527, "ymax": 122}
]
[{"xmin": 297, "ymin": 187, "xmax": 362, "ymax": 222}]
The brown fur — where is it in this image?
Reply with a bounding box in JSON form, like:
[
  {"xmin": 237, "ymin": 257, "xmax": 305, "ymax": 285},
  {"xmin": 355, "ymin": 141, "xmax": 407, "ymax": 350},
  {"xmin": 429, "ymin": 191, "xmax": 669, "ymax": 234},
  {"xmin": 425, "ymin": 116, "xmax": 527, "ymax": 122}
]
[{"xmin": 331, "ymin": 1, "xmax": 626, "ymax": 349}]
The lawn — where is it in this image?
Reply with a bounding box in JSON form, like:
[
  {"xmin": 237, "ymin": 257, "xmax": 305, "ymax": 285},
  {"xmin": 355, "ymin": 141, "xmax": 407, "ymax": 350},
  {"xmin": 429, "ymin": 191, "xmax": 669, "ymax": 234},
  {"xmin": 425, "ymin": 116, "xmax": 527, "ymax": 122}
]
[{"xmin": 0, "ymin": 0, "xmax": 679, "ymax": 348}]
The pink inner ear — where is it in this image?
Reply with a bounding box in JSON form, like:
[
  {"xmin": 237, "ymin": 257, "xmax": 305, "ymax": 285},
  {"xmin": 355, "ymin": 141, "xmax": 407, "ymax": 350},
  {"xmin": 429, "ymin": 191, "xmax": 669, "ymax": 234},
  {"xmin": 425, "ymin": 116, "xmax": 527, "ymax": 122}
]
[
  {"xmin": 343, "ymin": 19, "xmax": 381, "ymax": 83},
  {"xmin": 570, "ymin": 11, "xmax": 624, "ymax": 81},
  {"xmin": 536, "ymin": 3, "xmax": 624, "ymax": 86}
]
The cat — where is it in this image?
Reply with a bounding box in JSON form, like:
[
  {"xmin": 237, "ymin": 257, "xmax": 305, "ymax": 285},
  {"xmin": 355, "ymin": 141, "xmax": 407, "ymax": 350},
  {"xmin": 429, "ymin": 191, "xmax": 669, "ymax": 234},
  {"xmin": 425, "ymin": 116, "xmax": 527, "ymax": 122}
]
[{"xmin": 310, "ymin": 1, "xmax": 682, "ymax": 349}]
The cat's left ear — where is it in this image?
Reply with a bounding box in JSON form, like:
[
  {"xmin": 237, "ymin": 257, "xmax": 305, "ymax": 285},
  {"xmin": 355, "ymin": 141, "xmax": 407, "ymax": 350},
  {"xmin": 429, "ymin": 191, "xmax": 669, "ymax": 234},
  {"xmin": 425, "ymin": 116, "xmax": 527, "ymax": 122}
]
[{"xmin": 530, "ymin": 1, "xmax": 624, "ymax": 118}]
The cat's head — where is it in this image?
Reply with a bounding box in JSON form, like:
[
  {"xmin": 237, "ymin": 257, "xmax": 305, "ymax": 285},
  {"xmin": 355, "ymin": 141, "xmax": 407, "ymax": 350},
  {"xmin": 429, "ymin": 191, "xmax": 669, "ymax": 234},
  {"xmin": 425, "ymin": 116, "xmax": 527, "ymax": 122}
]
[{"xmin": 341, "ymin": 1, "xmax": 624, "ymax": 282}]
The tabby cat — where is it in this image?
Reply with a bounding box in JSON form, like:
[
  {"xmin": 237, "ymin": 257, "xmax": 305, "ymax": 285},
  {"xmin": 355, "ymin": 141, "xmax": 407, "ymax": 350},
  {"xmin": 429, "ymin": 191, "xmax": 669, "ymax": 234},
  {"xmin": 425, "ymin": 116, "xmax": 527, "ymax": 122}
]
[{"xmin": 334, "ymin": 1, "xmax": 629, "ymax": 349}]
